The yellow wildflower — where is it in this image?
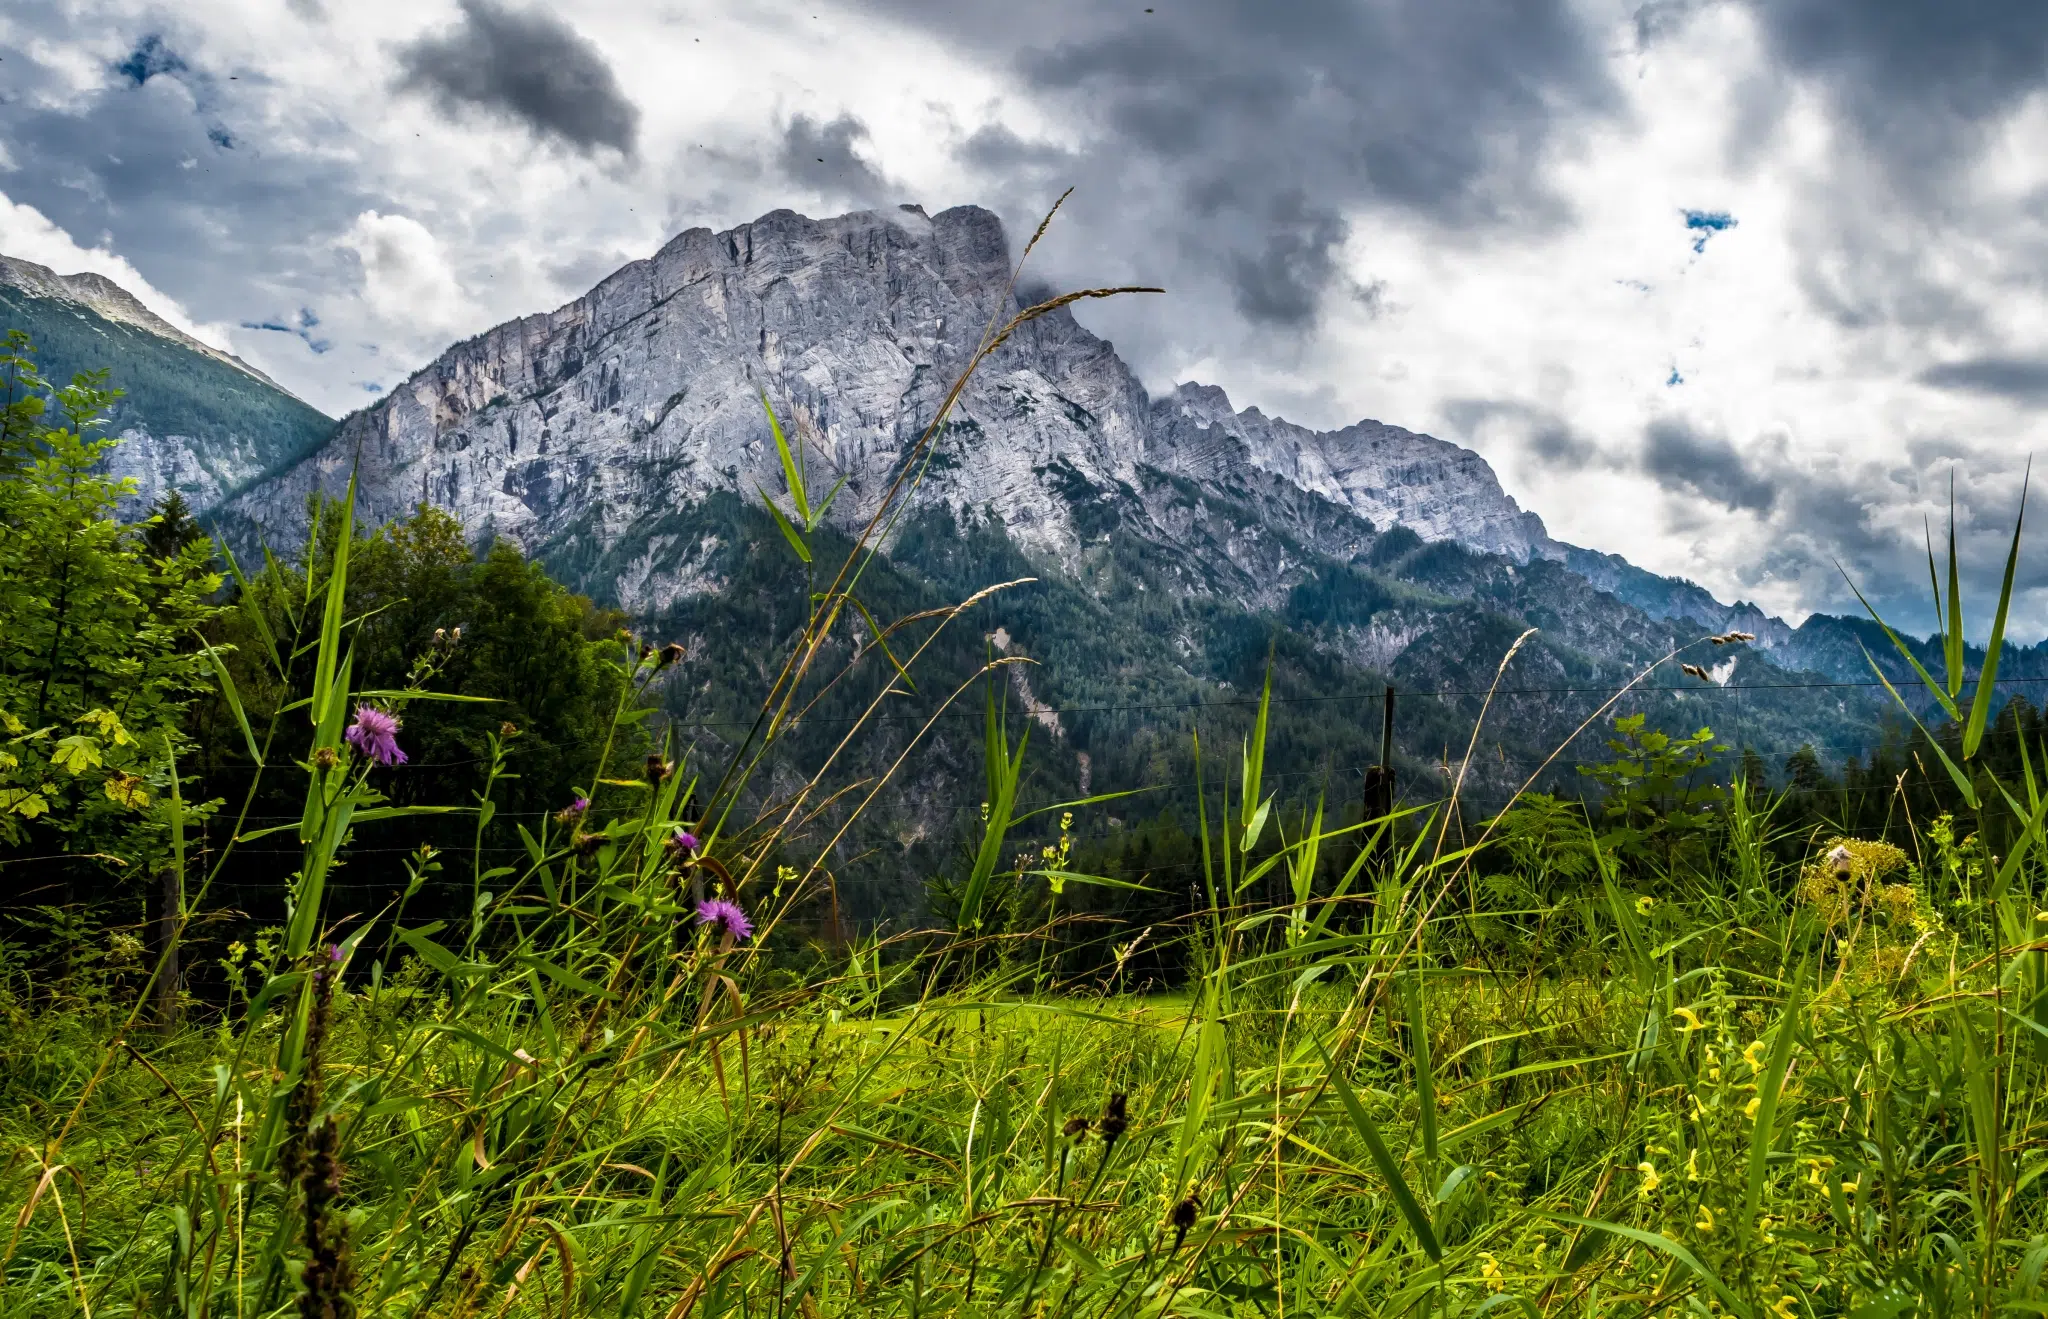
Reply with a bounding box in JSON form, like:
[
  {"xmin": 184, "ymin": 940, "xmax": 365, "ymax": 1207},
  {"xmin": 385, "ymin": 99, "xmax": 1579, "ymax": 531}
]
[
  {"xmin": 1673, "ymin": 1006, "xmax": 1705, "ymax": 1032},
  {"xmin": 1743, "ymin": 1039, "xmax": 1768, "ymax": 1072},
  {"xmin": 1479, "ymin": 1253, "xmax": 1504, "ymax": 1292},
  {"xmin": 1637, "ymin": 1161, "xmax": 1661, "ymax": 1198},
  {"xmin": 1744, "ymin": 1096, "xmax": 1761, "ymax": 1119},
  {"xmin": 1696, "ymin": 1205, "xmax": 1715, "ymax": 1234},
  {"xmin": 1770, "ymin": 1292, "xmax": 1799, "ymax": 1319},
  {"xmin": 1636, "ymin": 895, "xmax": 1657, "ymax": 915},
  {"xmin": 1687, "ymin": 1148, "xmax": 1701, "ymax": 1182}
]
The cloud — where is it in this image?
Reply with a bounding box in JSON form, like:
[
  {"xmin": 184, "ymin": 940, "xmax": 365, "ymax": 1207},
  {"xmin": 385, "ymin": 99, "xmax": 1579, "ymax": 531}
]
[
  {"xmin": 1742, "ymin": 0, "xmax": 2048, "ymax": 181},
  {"xmin": 1228, "ymin": 193, "xmax": 1347, "ymax": 327},
  {"xmin": 1641, "ymin": 419, "xmax": 1779, "ymax": 514},
  {"xmin": 1918, "ymin": 357, "xmax": 2048, "ymax": 403},
  {"xmin": 395, "ymin": 0, "xmax": 639, "ymax": 156},
  {"xmin": 339, "ymin": 210, "xmax": 475, "ymax": 336},
  {"xmin": 852, "ymin": 0, "xmax": 1616, "ymax": 349},
  {"xmin": 775, "ymin": 113, "xmax": 893, "ymax": 209}
]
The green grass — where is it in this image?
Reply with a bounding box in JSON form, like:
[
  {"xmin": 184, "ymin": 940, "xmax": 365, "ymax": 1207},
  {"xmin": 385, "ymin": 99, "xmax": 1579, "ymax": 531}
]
[{"xmin": 4, "ymin": 833, "xmax": 2046, "ymax": 1319}]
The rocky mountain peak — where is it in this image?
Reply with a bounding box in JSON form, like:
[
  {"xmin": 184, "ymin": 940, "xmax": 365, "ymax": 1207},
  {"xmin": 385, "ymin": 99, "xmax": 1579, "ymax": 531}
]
[
  {"xmin": 0, "ymin": 253, "xmax": 282, "ymax": 389},
  {"xmin": 223, "ymin": 203, "xmax": 1573, "ymax": 610}
]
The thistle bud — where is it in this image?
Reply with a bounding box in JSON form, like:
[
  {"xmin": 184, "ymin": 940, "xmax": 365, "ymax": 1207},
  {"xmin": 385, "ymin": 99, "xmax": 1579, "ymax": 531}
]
[
  {"xmin": 1097, "ymin": 1093, "xmax": 1128, "ymax": 1145},
  {"xmin": 645, "ymin": 754, "xmax": 673, "ymax": 785},
  {"xmin": 1062, "ymin": 1115, "xmax": 1090, "ymax": 1139},
  {"xmin": 1170, "ymin": 1195, "xmax": 1199, "ymax": 1246},
  {"xmin": 660, "ymin": 641, "xmax": 686, "ymax": 668},
  {"xmin": 571, "ymin": 830, "xmax": 604, "ymax": 857},
  {"xmin": 313, "ymin": 746, "xmax": 339, "ymax": 771},
  {"xmin": 500, "ymin": 721, "xmax": 519, "ymax": 738}
]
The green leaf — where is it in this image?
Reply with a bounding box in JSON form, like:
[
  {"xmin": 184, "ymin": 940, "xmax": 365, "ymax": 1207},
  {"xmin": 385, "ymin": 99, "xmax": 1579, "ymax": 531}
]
[
  {"xmin": 1740, "ymin": 971, "xmax": 1804, "ymax": 1248},
  {"xmin": 1546, "ymin": 1216, "xmax": 1748, "ymax": 1319},
  {"xmin": 310, "ymin": 473, "xmax": 356, "ymax": 734},
  {"xmin": 1964, "ymin": 472, "xmax": 2029, "ymax": 760},
  {"xmin": 1316, "ymin": 1039, "xmax": 1440, "ymax": 1262},
  {"xmin": 759, "ymin": 487, "xmax": 812, "ymax": 563},
  {"xmin": 760, "ymin": 392, "xmax": 811, "ymax": 525}
]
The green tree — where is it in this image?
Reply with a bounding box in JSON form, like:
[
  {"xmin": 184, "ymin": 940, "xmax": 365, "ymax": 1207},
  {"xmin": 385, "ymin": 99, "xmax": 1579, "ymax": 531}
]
[
  {"xmin": 1579, "ymin": 713, "xmax": 1726, "ymax": 874},
  {"xmin": 0, "ymin": 333, "xmax": 223, "ymax": 888}
]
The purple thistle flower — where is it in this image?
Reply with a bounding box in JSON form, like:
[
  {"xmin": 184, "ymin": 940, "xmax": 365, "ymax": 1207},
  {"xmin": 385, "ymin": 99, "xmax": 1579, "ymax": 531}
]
[
  {"xmin": 571, "ymin": 796, "xmax": 591, "ymax": 815},
  {"xmin": 696, "ymin": 898, "xmax": 753, "ymax": 942},
  {"xmin": 674, "ymin": 829, "xmax": 699, "ymax": 853},
  {"xmin": 344, "ymin": 705, "xmax": 406, "ymax": 767}
]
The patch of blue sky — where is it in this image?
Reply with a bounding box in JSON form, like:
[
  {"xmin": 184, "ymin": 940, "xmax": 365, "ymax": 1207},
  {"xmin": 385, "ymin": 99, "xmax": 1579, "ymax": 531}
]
[{"xmin": 1683, "ymin": 210, "xmax": 1736, "ymax": 254}]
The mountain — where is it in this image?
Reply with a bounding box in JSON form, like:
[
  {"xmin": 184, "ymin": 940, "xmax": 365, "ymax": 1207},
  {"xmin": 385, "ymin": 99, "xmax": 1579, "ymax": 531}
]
[
  {"xmin": 200, "ymin": 204, "xmax": 1944, "ymax": 856},
  {"xmin": 223, "ymin": 205, "xmax": 1554, "ymax": 589},
  {"xmin": 0, "ymin": 254, "xmax": 333, "ymax": 512}
]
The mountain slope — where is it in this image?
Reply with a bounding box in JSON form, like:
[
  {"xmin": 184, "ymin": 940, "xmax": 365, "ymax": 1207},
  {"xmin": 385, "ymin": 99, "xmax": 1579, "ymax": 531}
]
[
  {"xmin": 0, "ymin": 255, "xmax": 333, "ymax": 513},
  {"xmin": 221, "ymin": 205, "xmax": 1554, "ymax": 586}
]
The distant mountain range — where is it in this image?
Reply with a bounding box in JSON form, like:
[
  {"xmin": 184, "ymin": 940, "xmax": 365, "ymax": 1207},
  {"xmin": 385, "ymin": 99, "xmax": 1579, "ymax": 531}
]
[
  {"xmin": 0, "ymin": 254, "xmax": 332, "ymax": 512},
  {"xmin": 5, "ymin": 209, "xmax": 2031, "ymax": 837}
]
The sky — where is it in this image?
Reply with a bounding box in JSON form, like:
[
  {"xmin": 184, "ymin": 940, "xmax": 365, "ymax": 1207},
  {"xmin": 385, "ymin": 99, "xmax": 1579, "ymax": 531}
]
[{"xmin": 2, "ymin": 0, "xmax": 2046, "ymax": 635}]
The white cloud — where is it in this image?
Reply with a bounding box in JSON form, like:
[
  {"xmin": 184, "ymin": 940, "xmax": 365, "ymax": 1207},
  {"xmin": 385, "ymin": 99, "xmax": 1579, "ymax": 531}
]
[
  {"xmin": 0, "ymin": 190, "xmax": 238, "ymax": 353},
  {"xmin": 339, "ymin": 209, "xmax": 477, "ymax": 341}
]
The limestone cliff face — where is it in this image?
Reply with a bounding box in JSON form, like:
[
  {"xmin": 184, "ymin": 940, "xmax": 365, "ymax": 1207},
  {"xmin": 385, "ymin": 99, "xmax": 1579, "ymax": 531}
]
[{"xmin": 223, "ymin": 205, "xmax": 1557, "ymax": 611}]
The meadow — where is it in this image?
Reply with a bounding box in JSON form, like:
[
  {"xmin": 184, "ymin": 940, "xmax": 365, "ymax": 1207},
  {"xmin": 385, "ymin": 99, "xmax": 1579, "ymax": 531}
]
[{"xmin": 6, "ymin": 226, "xmax": 2048, "ymax": 1319}]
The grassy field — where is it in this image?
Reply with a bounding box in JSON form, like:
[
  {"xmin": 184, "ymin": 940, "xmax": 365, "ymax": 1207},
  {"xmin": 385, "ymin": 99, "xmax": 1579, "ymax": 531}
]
[{"xmin": 6, "ymin": 781, "xmax": 2048, "ymax": 1319}]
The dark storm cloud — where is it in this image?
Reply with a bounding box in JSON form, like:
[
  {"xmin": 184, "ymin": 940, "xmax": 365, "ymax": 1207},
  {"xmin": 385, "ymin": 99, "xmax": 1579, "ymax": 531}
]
[
  {"xmin": 853, "ymin": 0, "xmax": 1613, "ymax": 341},
  {"xmin": 1441, "ymin": 399, "xmax": 1603, "ymax": 468},
  {"xmin": 1743, "ymin": 0, "xmax": 2048, "ymax": 177},
  {"xmin": 394, "ymin": 0, "xmax": 639, "ymax": 156},
  {"xmin": 1919, "ymin": 357, "xmax": 2048, "ymax": 404},
  {"xmin": 1641, "ymin": 419, "xmax": 1779, "ymax": 514},
  {"xmin": 1228, "ymin": 193, "xmax": 1346, "ymax": 327},
  {"xmin": 775, "ymin": 114, "xmax": 893, "ymax": 209}
]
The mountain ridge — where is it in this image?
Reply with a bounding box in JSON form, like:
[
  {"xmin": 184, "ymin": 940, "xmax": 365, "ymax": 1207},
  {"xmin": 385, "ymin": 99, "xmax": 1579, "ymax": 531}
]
[{"xmin": 0, "ymin": 253, "xmax": 334, "ymax": 513}]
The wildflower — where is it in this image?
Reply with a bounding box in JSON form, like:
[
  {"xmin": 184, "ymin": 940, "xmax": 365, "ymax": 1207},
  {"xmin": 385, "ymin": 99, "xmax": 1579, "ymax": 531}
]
[
  {"xmin": 1684, "ymin": 1148, "xmax": 1700, "ymax": 1181},
  {"xmin": 1769, "ymin": 1291, "xmax": 1799, "ymax": 1319},
  {"xmin": 571, "ymin": 831, "xmax": 604, "ymax": 857},
  {"xmin": 1060, "ymin": 811, "xmax": 1074, "ymax": 831},
  {"xmin": 696, "ymin": 898, "xmax": 754, "ymax": 942},
  {"xmin": 1805, "ymin": 1158, "xmax": 1831, "ymax": 1187},
  {"xmin": 659, "ymin": 641, "xmax": 686, "ymax": 668},
  {"xmin": 344, "ymin": 706, "xmax": 407, "ymax": 767},
  {"xmin": 450, "ymin": 626, "xmax": 461, "ymax": 643},
  {"xmin": 644, "ymin": 753, "xmax": 673, "ymax": 785},
  {"xmin": 1636, "ymin": 1161, "xmax": 1661, "ymax": 1199},
  {"xmin": 312, "ymin": 746, "xmax": 339, "ymax": 771},
  {"xmin": 500, "ymin": 721, "xmax": 519, "ymax": 738},
  {"xmin": 1672, "ymin": 1006, "xmax": 1705, "ymax": 1032},
  {"xmin": 1743, "ymin": 1039, "xmax": 1767, "ymax": 1072},
  {"xmin": 1758, "ymin": 1213, "xmax": 1778, "ymax": 1244},
  {"xmin": 1744, "ymin": 1096, "xmax": 1761, "ymax": 1119},
  {"xmin": 1636, "ymin": 894, "xmax": 1657, "ymax": 915},
  {"xmin": 1479, "ymin": 1253, "xmax": 1505, "ymax": 1292},
  {"xmin": 1695, "ymin": 1205, "xmax": 1715, "ymax": 1234},
  {"xmin": 554, "ymin": 796, "xmax": 590, "ymax": 826},
  {"xmin": 669, "ymin": 828, "xmax": 701, "ymax": 859}
]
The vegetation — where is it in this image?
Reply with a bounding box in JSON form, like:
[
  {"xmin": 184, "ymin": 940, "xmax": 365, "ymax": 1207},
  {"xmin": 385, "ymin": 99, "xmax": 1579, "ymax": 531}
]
[{"xmin": 5, "ymin": 255, "xmax": 2048, "ymax": 1319}]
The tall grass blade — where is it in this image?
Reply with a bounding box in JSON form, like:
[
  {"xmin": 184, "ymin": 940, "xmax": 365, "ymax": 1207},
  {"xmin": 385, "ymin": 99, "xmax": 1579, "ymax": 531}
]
[{"xmin": 1316, "ymin": 1040, "xmax": 1440, "ymax": 1263}]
